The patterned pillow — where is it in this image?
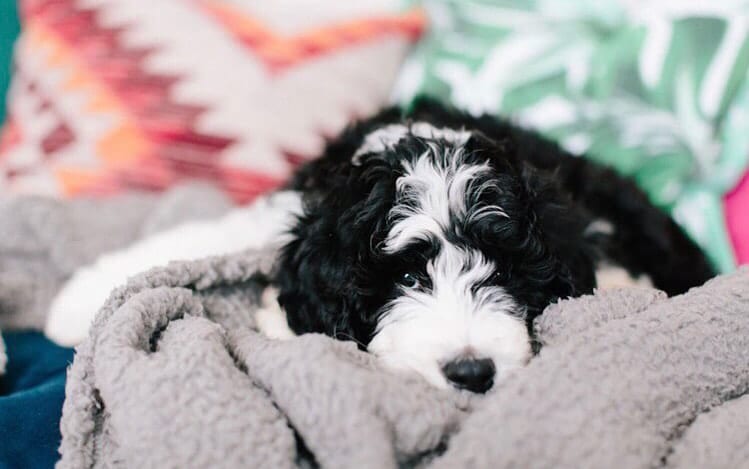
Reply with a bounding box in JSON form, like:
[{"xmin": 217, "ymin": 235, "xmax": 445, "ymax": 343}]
[
  {"xmin": 394, "ymin": 0, "xmax": 749, "ymax": 271},
  {"xmin": 0, "ymin": 0, "xmax": 424, "ymax": 203}
]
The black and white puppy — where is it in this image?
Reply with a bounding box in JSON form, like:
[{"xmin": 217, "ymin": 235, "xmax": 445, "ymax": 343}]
[{"xmin": 274, "ymin": 99, "xmax": 715, "ymax": 392}]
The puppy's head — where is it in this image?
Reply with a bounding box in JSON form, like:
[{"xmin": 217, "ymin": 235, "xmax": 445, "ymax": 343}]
[{"xmin": 277, "ymin": 117, "xmax": 594, "ymax": 392}]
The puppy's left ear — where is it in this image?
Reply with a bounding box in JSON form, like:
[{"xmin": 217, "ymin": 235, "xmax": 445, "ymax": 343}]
[{"xmin": 521, "ymin": 163, "xmax": 596, "ymax": 298}]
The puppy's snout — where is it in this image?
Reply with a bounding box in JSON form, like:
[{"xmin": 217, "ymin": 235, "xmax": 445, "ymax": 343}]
[{"xmin": 442, "ymin": 357, "xmax": 495, "ymax": 393}]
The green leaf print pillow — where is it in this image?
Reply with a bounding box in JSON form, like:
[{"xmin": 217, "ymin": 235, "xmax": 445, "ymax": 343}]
[{"xmin": 395, "ymin": 0, "xmax": 749, "ymax": 272}]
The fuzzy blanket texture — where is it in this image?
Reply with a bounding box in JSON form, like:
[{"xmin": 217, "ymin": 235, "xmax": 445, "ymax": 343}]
[
  {"xmin": 59, "ymin": 245, "xmax": 749, "ymax": 466},
  {"xmin": 2, "ymin": 185, "xmax": 748, "ymax": 468}
]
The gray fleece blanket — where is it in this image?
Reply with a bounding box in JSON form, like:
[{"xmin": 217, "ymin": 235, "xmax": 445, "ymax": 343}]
[
  {"xmin": 58, "ymin": 252, "xmax": 749, "ymax": 467},
  {"xmin": 3, "ymin": 186, "xmax": 749, "ymax": 468}
]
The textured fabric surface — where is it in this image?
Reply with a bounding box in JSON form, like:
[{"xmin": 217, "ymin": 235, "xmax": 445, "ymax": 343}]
[
  {"xmin": 0, "ymin": 331, "xmax": 73, "ymax": 469},
  {"xmin": 395, "ymin": 0, "xmax": 749, "ymax": 272},
  {"xmin": 668, "ymin": 393, "xmax": 749, "ymax": 469},
  {"xmin": 0, "ymin": 0, "xmax": 20, "ymax": 126},
  {"xmin": 56, "ymin": 232, "xmax": 749, "ymax": 469},
  {"xmin": 0, "ymin": 0, "xmax": 423, "ymax": 201}
]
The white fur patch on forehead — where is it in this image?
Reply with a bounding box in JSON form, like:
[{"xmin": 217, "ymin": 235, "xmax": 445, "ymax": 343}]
[
  {"xmin": 384, "ymin": 150, "xmax": 507, "ymax": 253},
  {"xmin": 427, "ymin": 244, "xmax": 497, "ymax": 297},
  {"xmin": 352, "ymin": 122, "xmax": 472, "ymax": 165}
]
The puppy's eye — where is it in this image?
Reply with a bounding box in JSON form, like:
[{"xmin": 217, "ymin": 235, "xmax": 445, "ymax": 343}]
[
  {"xmin": 400, "ymin": 272, "xmax": 420, "ymax": 288},
  {"xmin": 490, "ymin": 271, "xmax": 505, "ymax": 284}
]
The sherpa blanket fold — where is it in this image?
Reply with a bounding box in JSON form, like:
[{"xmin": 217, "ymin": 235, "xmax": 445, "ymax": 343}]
[{"xmin": 56, "ymin": 237, "xmax": 749, "ymax": 469}]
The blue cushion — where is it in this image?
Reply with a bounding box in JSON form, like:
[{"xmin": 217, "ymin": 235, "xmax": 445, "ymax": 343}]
[{"xmin": 0, "ymin": 331, "xmax": 74, "ymax": 469}]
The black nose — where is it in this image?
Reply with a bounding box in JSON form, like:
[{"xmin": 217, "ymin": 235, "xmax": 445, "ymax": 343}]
[{"xmin": 442, "ymin": 357, "xmax": 495, "ymax": 393}]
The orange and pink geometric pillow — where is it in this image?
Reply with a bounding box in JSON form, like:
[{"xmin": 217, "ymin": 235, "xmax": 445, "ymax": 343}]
[{"xmin": 0, "ymin": 0, "xmax": 424, "ymax": 203}]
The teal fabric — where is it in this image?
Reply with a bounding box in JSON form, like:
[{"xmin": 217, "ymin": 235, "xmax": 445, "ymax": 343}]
[
  {"xmin": 0, "ymin": 0, "xmax": 20, "ymax": 125},
  {"xmin": 0, "ymin": 331, "xmax": 74, "ymax": 469}
]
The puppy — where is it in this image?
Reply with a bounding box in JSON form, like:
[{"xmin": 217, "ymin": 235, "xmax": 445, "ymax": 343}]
[
  {"xmin": 47, "ymin": 100, "xmax": 714, "ymax": 393},
  {"xmin": 274, "ymin": 99, "xmax": 714, "ymax": 392}
]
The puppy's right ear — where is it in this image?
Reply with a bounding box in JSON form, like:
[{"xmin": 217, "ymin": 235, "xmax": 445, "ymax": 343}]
[
  {"xmin": 275, "ymin": 169, "xmax": 398, "ymax": 344},
  {"xmin": 274, "ymin": 221, "xmax": 360, "ymax": 339},
  {"xmin": 277, "ymin": 105, "xmax": 405, "ymax": 342}
]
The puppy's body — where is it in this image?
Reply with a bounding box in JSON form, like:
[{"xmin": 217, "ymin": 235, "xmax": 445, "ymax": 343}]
[
  {"xmin": 276, "ymin": 100, "xmax": 714, "ymax": 390},
  {"xmin": 47, "ymin": 100, "xmax": 714, "ymax": 392}
]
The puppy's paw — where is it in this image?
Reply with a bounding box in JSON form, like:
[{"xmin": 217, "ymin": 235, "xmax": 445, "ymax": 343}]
[
  {"xmin": 45, "ymin": 266, "xmax": 127, "ymax": 346},
  {"xmin": 595, "ymin": 265, "xmax": 653, "ymax": 290},
  {"xmin": 254, "ymin": 287, "xmax": 296, "ymax": 340}
]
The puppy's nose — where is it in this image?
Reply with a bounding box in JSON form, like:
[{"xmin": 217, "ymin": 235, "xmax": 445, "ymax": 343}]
[{"xmin": 442, "ymin": 357, "xmax": 495, "ymax": 393}]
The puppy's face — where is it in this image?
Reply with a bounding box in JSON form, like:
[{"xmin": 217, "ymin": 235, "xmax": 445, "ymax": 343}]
[{"xmin": 278, "ymin": 121, "xmax": 592, "ymax": 392}]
